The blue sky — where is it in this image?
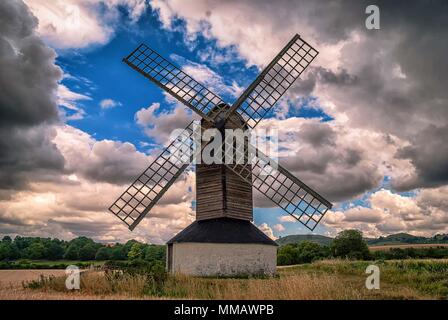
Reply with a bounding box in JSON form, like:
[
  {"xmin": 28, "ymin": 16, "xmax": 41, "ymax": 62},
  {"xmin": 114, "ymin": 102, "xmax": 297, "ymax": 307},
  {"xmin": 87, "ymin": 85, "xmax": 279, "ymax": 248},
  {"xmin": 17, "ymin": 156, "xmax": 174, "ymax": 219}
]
[
  {"xmin": 57, "ymin": 10, "xmax": 260, "ymax": 149},
  {"xmin": 3, "ymin": 0, "xmax": 447, "ymax": 243},
  {"xmin": 55, "ymin": 9, "xmax": 335, "ymax": 238}
]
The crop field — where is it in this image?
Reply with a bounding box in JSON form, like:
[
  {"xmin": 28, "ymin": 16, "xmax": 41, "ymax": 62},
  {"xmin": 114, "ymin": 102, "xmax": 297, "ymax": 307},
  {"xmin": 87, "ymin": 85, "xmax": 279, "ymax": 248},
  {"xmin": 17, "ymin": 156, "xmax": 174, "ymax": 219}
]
[
  {"xmin": 369, "ymin": 244, "xmax": 448, "ymax": 251},
  {"xmin": 1, "ymin": 259, "xmax": 447, "ymax": 300}
]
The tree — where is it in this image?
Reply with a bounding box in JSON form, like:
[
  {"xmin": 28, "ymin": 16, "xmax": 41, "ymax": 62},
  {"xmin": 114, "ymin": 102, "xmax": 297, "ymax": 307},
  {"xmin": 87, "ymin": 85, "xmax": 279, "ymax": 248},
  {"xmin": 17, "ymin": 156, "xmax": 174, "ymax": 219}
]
[
  {"xmin": 144, "ymin": 245, "xmax": 166, "ymax": 263},
  {"xmin": 0, "ymin": 242, "xmax": 20, "ymax": 261},
  {"xmin": 128, "ymin": 243, "xmax": 145, "ymax": 261},
  {"xmin": 78, "ymin": 244, "xmax": 97, "ymax": 261},
  {"xmin": 95, "ymin": 247, "xmax": 111, "ymax": 260},
  {"xmin": 110, "ymin": 245, "xmax": 126, "ymax": 260},
  {"xmin": 296, "ymin": 241, "xmax": 326, "ymax": 263},
  {"xmin": 124, "ymin": 240, "xmax": 139, "ymax": 256},
  {"xmin": 63, "ymin": 244, "xmax": 80, "ymax": 260},
  {"xmin": 45, "ymin": 242, "xmax": 64, "ymax": 260},
  {"xmin": 330, "ymin": 230, "xmax": 370, "ymax": 260},
  {"xmin": 2, "ymin": 236, "xmax": 12, "ymax": 242},
  {"xmin": 277, "ymin": 244, "xmax": 299, "ymax": 265},
  {"xmin": 25, "ymin": 242, "xmax": 46, "ymax": 260}
]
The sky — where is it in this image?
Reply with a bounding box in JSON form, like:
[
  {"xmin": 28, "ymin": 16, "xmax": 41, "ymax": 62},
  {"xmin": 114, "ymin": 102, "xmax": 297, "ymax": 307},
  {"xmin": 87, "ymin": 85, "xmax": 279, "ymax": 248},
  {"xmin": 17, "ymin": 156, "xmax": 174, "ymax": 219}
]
[{"xmin": 0, "ymin": 0, "xmax": 447, "ymax": 244}]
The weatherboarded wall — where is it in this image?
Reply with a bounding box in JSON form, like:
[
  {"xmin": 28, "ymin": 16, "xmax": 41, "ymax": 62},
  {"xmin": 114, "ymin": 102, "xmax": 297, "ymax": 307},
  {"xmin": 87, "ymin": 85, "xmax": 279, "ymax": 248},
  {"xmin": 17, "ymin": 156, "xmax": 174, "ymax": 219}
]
[{"xmin": 169, "ymin": 242, "xmax": 277, "ymax": 276}]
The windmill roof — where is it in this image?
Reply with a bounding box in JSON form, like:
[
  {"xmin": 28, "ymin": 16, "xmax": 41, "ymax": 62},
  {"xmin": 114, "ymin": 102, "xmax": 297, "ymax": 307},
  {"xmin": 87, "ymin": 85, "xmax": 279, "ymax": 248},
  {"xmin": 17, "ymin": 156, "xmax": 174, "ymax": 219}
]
[{"xmin": 166, "ymin": 218, "xmax": 278, "ymax": 246}]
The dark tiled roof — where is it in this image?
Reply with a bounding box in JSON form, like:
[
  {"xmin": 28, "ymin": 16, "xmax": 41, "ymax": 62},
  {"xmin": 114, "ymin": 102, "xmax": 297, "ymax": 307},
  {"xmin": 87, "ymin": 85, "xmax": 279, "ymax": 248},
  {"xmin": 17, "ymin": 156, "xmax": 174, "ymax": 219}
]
[{"xmin": 167, "ymin": 218, "xmax": 277, "ymax": 246}]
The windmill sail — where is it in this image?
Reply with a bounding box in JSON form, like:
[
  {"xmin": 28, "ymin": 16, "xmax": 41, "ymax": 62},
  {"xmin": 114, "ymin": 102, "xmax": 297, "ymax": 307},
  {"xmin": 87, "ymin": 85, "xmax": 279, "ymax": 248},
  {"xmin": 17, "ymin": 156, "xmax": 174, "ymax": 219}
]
[
  {"xmin": 111, "ymin": 34, "xmax": 331, "ymax": 232},
  {"xmin": 224, "ymin": 140, "xmax": 332, "ymax": 231},
  {"xmin": 123, "ymin": 44, "xmax": 224, "ymax": 124},
  {"xmin": 109, "ymin": 122, "xmax": 198, "ymax": 230},
  {"xmin": 227, "ymin": 34, "xmax": 318, "ymax": 129}
]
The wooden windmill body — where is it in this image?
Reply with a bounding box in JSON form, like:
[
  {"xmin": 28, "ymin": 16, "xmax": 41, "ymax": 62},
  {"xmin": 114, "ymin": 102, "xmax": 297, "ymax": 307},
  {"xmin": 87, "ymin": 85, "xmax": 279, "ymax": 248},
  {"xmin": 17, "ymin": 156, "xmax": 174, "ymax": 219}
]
[{"xmin": 166, "ymin": 115, "xmax": 277, "ymax": 276}]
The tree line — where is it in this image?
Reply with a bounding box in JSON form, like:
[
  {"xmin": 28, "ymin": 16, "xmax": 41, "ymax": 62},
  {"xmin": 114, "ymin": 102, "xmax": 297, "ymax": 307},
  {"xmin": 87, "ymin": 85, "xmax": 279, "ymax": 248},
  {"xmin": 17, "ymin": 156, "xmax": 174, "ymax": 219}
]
[
  {"xmin": 2, "ymin": 230, "xmax": 448, "ymax": 267},
  {"xmin": 0, "ymin": 235, "xmax": 165, "ymax": 264},
  {"xmin": 277, "ymin": 229, "xmax": 448, "ymax": 265}
]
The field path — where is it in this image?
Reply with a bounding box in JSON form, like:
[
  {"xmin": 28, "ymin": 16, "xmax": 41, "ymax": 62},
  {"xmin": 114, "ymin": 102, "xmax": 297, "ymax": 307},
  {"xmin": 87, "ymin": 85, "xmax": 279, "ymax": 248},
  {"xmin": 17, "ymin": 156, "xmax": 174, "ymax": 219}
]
[{"xmin": 0, "ymin": 269, "xmax": 66, "ymax": 287}]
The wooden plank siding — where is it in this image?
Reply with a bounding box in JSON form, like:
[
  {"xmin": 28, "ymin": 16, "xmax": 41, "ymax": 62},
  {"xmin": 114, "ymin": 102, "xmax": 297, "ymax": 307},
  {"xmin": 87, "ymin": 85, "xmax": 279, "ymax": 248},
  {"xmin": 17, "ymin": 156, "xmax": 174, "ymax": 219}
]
[
  {"xmin": 196, "ymin": 164, "xmax": 253, "ymax": 221},
  {"xmin": 196, "ymin": 107, "xmax": 253, "ymax": 221}
]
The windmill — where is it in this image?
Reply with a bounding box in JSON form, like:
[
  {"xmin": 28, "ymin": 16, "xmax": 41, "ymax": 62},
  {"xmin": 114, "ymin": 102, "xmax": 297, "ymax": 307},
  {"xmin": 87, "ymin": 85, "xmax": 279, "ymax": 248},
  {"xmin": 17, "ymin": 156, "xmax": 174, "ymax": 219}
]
[{"xmin": 109, "ymin": 34, "xmax": 332, "ymax": 276}]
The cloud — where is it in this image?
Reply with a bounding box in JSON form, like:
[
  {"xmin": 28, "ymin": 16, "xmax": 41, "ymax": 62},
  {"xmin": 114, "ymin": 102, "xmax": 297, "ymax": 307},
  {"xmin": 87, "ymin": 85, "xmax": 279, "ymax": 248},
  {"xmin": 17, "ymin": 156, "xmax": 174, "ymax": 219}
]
[
  {"xmin": 0, "ymin": 124, "xmax": 196, "ymax": 244},
  {"xmin": 150, "ymin": 0, "xmax": 448, "ymax": 193},
  {"xmin": 254, "ymin": 117, "xmax": 412, "ymax": 203},
  {"xmin": 324, "ymin": 187, "xmax": 448, "ymax": 238},
  {"xmin": 135, "ymin": 102, "xmax": 195, "ymax": 145},
  {"xmin": 0, "ymin": 0, "xmax": 195, "ymax": 243},
  {"xmin": 24, "ymin": 0, "xmax": 148, "ymax": 49},
  {"xmin": 0, "ymin": 0, "xmax": 66, "ymax": 192},
  {"xmin": 278, "ymin": 216, "xmax": 297, "ymax": 223},
  {"xmin": 100, "ymin": 98, "xmax": 122, "ymax": 109},
  {"xmin": 57, "ymin": 84, "xmax": 91, "ymax": 120},
  {"xmin": 171, "ymin": 54, "xmax": 243, "ymax": 98},
  {"xmin": 54, "ymin": 125, "xmax": 151, "ymax": 185},
  {"xmin": 258, "ymin": 223, "xmax": 277, "ymax": 240},
  {"xmin": 273, "ymin": 223, "xmax": 285, "ymax": 232}
]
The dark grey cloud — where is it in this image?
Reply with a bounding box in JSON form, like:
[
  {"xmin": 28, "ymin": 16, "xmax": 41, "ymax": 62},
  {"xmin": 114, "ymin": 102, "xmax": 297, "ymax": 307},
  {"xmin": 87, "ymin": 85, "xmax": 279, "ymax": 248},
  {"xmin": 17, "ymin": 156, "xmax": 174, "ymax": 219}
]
[
  {"xmin": 395, "ymin": 125, "xmax": 448, "ymax": 190},
  {"xmin": 0, "ymin": 0, "xmax": 64, "ymax": 192}
]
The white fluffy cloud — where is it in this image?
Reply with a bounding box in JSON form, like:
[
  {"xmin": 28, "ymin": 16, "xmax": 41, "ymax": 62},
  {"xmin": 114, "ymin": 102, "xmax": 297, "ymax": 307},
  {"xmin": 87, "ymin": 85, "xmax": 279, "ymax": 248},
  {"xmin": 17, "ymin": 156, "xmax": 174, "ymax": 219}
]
[
  {"xmin": 57, "ymin": 84, "xmax": 91, "ymax": 120},
  {"xmin": 325, "ymin": 187, "xmax": 448, "ymax": 238},
  {"xmin": 100, "ymin": 98, "xmax": 122, "ymax": 109},
  {"xmin": 0, "ymin": 124, "xmax": 195, "ymax": 244},
  {"xmin": 135, "ymin": 102, "xmax": 195, "ymax": 145},
  {"xmin": 258, "ymin": 223, "xmax": 277, "ymax": 240},
  {"xmin": 24, "ymin": 0, "xmax": 147, "ymax": 49},
  {"xmin": 171, "ymin": 54, "xmax": 243, "ymax": 98},
  {"xmin": 273, "ymin": 223, "xmax": 285, "ymax": 232}
]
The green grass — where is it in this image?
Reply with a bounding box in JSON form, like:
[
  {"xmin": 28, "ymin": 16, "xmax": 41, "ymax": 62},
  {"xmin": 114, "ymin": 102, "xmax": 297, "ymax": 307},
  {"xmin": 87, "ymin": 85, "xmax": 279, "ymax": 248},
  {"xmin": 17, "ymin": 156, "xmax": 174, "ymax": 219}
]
[
  {"xmin": 283, "ymin": 259, "xmax": 448, "ymax": 299},
  {"xmin": 21, "ymin": 259, "xmax": 448, "ymax": 299}
]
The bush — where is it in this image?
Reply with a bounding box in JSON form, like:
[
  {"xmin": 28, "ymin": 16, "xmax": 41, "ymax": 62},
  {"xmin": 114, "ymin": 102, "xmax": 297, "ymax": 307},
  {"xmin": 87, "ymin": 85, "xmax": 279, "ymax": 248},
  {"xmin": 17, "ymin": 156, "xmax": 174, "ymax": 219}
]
[
  {"xmin": 330, "ymin": 230, "xmax": 370, "ymax": 260},
  {"xmin": 277, "ymin": 241, "xmax": 331, "ymax": 265},
  {"xmin": 371, "ymin": 246, "xmax": 448, "ymax": 260}
]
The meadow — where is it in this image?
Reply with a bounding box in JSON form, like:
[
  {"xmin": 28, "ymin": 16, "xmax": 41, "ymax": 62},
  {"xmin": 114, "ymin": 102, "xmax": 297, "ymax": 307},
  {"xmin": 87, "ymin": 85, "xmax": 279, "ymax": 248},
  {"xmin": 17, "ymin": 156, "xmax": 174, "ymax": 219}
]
[{"xmin": 2, "ymin": 259, "xmax": 445, "ymax": 300}]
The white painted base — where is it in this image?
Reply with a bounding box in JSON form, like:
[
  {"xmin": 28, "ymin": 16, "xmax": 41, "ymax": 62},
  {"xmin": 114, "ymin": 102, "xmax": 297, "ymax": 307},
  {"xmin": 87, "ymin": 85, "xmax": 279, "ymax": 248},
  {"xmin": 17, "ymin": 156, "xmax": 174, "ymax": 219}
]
[{"xmin": 167, "ymin": 242, "xmax": 277, "ymax": 276}]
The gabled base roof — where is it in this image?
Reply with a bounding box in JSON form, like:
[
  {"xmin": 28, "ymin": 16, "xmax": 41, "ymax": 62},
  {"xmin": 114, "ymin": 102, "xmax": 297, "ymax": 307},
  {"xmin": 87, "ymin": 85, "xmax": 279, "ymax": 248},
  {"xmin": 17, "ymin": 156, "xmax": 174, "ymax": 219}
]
[{"xmin": 167, "ymin": 217, "xmax": 278, "ymax": 246}]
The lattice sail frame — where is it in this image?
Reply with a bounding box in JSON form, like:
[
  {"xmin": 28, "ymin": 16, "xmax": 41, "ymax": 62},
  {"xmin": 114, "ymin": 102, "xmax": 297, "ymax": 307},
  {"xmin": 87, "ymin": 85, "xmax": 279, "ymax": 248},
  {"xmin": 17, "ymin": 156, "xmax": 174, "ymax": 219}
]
[
  {"xmin": 123, "ymin": 44, "xmax": 225, "ymax": 123},
  {"xmin": 223, "ymin": 138, "xmax": 331, "ymax": 231},
  {"xmin": 110, "ymin": 34, "xmax": 332, "ymax": 231},
  {"xmin": 227, "ymin": 34, "xmax": 318, "ymax": 129},
  {"xmin": 109, "ymin": 122, "xmax": 200, "ymax": 230}
]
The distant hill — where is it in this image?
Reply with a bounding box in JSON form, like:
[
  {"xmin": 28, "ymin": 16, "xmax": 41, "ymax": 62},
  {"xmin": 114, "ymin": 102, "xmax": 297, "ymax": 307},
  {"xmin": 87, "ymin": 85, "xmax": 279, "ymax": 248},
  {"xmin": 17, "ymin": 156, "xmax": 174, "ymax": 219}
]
[
  {"xmin": 276, "ymin": 232, "xmax": 448, "ymax": 246},
  {"xmin": 276, "ymin": 234, "xmax": 333, "ymax": 246}
]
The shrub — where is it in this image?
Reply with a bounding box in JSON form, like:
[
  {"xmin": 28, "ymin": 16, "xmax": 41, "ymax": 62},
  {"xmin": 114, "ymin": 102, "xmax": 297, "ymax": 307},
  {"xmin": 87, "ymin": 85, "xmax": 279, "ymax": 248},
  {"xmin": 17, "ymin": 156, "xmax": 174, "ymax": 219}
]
[
  {"xmin": 330, "ymin": 230, "xmax": 370, "ymax": 260},
  {"xmin": 277, "ymin": 241, "xmax": 331, "ymax": 265}
]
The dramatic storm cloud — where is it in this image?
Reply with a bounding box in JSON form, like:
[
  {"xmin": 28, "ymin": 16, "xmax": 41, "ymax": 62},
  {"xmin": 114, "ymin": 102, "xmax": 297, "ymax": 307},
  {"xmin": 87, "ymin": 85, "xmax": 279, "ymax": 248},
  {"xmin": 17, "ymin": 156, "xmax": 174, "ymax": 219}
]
[{"xmin": 0, "ymin": 0, "xmax": 64, "ymax": 191}]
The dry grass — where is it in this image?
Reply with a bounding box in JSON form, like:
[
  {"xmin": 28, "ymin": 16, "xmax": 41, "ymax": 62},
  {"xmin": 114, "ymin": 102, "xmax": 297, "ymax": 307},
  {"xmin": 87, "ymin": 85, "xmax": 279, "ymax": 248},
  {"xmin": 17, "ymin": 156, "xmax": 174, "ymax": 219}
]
[
  {"xmin": 162, "ymin": 273, "xmax": 364, "ymax": 299},
  {"xmin": 0, "ymin": 270, "xmax": 66, "ymax": 286},
  {"xmin": 2, "ymin": 259, "xmax": 445, "ymax": 300}
]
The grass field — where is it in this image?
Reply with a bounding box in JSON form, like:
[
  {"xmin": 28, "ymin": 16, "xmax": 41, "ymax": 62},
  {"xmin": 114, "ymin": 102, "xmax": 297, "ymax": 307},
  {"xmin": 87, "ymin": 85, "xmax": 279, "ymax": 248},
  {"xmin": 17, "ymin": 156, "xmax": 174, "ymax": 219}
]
[{"xmin": 1, "ymin": 259, "xmax": 447, "ymax": 300}]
